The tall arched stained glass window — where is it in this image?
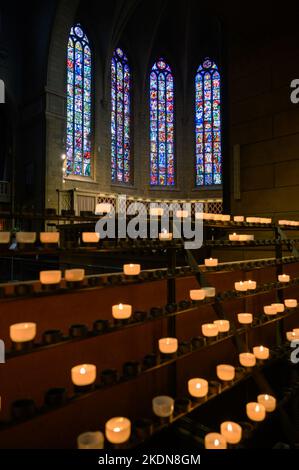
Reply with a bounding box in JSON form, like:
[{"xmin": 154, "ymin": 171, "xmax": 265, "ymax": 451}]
[
  {"xmin": 150, "ymin": 59, "xmax": 175, "ymax": 186},
  {"xmin": 195, "ymin": 58, "xmax": 222, "ymax": 186},
  {"xmin": 66, "ymin": 24, "xmax": 92, "ymax": 177},
  {"xmin": 111, "ymin": 48, "xmax": 131, "ymax": 184}
]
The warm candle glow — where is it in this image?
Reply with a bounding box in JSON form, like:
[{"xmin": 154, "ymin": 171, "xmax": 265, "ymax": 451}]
[
  {"xmin": 244, "ymin": 280, "xmax": 257, "ymax": 290},
  {"xmin": 239, "ymin": 234, "xmax": 254, "ymax": 241},
  {"xmin": 10, "ymin": 323, "xmax": 37, "ymax": 343},
  {"xmin": 159, "ymin": 338, "xmax": 178, "ymax": 354},
  {"xmin": 278, "ymin": 274, "xmax": 290, "ymax": 283},
  {"xmin": 237, "ymin": 313, "xmax": 253, "ymax": 325},
  {"xmin": 217, "ymin": 364, "xmax": 235, "ymax": 382},
  {"xmin": 234, "ymin": 216, "xmax": 244, "ymax": 222},
  {"xmin": 205, "ymin": 258, "xmax": 218, "ymax": 267},
  {"xmin": 235, "ymin": 281, "xmax": 248, "ymax": 292},
  {"xmin": 16, "ymin": 232, "xmax": 36, "ymax": 244},
  {"xmin": 82, "ymin": 232, "xmax": 100, "ymax": 243},
  {"xmin": 71, "ymin": 364, "xmax": 97, "ymax": 387},
  {"xmin": 204, "ymin": 433, "xmax": 227, "ymax": 449},
  {"xmin": 202, "ymin": 287, "xmax": 216, "ymax": 298},
  {"xmin": 0, "ymin": 232, "xmax": 10, "ymax": 244},
  {"xmin": 257, "ymin": 394, "xmax": 276, "ymax": 412},
  {"xmin": 285, "ymin": 299, "xmax": 298, "ymax": 308},
  {"xmin": 112, "ymin": 304, "xmax": 132, "ymax": 320},
  {"xmin": 239, "ymin": 353, "xmax": 256, "ymax": 368},
  {"xmin": 253, "ymin": 346, "xmax": 270, "ymax": 360},
  {"xmin": 123, "ymin": 264, "xmax": 141, "ymax": 276},
  {"xmin": 40, "ymin": 232, "xmax": 60, "ymax": 244},
  {"xmin": 286, "ymin": 331, "xmax": 299, "ymax": 342},
  {"xmin": 271, "ymin": 303, "xmax": 285, "ymax": 313},
  {"xmin": 229, "ymin": 233, "xmax": 240, "ymax": 241},
  {"xmin": 105, "ymin": 417, "xmax": 131, "ymax": 444},
  {"xmin": 188, "ymin": 378, "xmax": 209, "ymax": 398},
  {"xmin": 264, "ymin": 305, "xmax": 277, "ymax": 316},
  {"xmin": 214, "ymin": 320, "xmax": 230, "ymax": 333},
  {"xmin": 202, "ymin": 323, "xmax": 219, "ymax": 338},
  {"xmin": 220, "ymin": 421, "xmax": 242, "ymax": 445},
  {"xmin": 221, "ymin": 215, "xmax": 231, "ymax": 222},
  {"xmin": 246, "ymin": 402, "xmax": 266, "ymax": 422},
  {"xmin": 39, "ymin": 271, "xmax": 62, "ymax": 286},
  {"xmin": 159, "ymin": 230, "xmax": 173, "ymax": 241},
  {"xmin": 190, "ymin": 289, "xmax": 206, "ymax": 301},
  {"xmin": 65, "ymin": 269, "xmax": 85, "ymax": 282}
]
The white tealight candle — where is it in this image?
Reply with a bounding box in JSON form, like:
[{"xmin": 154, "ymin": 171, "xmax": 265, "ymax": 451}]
[
  {"xmin": 82, "ymin": 232, "xmax": 100, "ymax": 243},
  {"xmin": 217, "ymin": 364, "xmax": 235, "ymax": 382},
  {"xmin": 202, "ymin": 323, "xmax": 219, "ymax": 338},
  {"xmin": 238, "ymin": 313, "xmax": 253, "ymax": 325},
  {"xmin": 234, "ymin": 216, "xmax": 244, "ymax": 222},
  {"xmin": 214, "ymin": 320, "xmax": 230, "ymax": 333},
  {"xmin": 286, "ymin": 331, "xmax": 299, "ymax": 342},
  {"xmin": 71, "ymin": 364, "xmax": 97, "ymax": 387},
  {"xmin": 105, "ymin": 417, "xmax": 131, "ymax": 444},
  {"xmin": 159, "ymin": 338, "xmax": 178, "ymax": 355},
  {"xmin": 278, "ymin": 274, "xmax": 290, "ymax": 283},
  {"xmin": 10, "ymin": 323, "xmax": 37, "ymax": 343},
  {"xmin": 246, "ymin": 403, "xmax": 266, "ymax": 422},
  {"xmin": 239, "ymin": 353, "xmax": 256, "ymax": 368},
  {"xmin": 220, "ymin": 422, "xmax": 242, "ymax": 445},
  {"xmin": 264, "ymin": 305, "xmax": 277, "ymax": 316},
  {"xmin": 77, "ymin": 431, "xmax": 104, "ymax": 449},
  {"xmin": 40, "ymin": 232, "xmax": 60, "ymax": 244},
  {"xmin": 112, "ymin": 304, "xmax": 132, "ymax": 320},
  {"xmin": 229, "ymin": 233, "xmax": 240, "ymax": 241},
  {"xmin": 257, "ymin": 394, "xmax": 276, "ymax": 412},
  {"xmin": 205, "ymin": 258, "xmax": 218, "ymax": 267},
  {"xmin": 123, "ymin": 264, "xmax": 141, "ymax": 276},
  {"xmin": 235, "ymin": 282, "xmax": 248, "ymax": 292},
  {"xmin": 40, "ymin": 271, "xmax": 62, "ymax": 286},
  {"xmin": 204, "ymin": 433, "xmax": 227, "ymax": 449},
  {"xmin": 285, "ymin": 299, "xmax": 297, "ymax": 308},
  {"xmin": 202, "ymin": 287, "xmax": 216, "ymax": 298},
  {"xmin": 65, "ymin": 269, "xmax": 85, "ymax": 282},
  {"xmin": 271, "ymin": 303, "xmax": 285, "ymax": 313},
  {"xmin": 244, "ymin": 280, "xmax": 257, "ymax": 290},
  {"xmin": 253, "ymin": 346, "xmax": 270, "ymax": 360},
  {"xmin": 190, "ymin": 289, "xmax": 206, "ymax": 301},
  {"xmin": 159, "ymin": 230, "xmax": 173, "ymax": 241},
  {"xmin": 152, "ymin": 396, "xmax": 174, "ymax": 418},
  {"xmin": 188, "ymin": 378, "xmax": 209, "ymax": 398}
]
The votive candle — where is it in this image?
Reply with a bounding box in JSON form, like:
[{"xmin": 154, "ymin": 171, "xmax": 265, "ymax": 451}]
[
  {"xmin": 159, "ymin": 338, "xmax": 178, "ymax": 355},
  {"xmin": 190, "ymin": 289, "xmax": 205, "ymax": 301},
  {"xmin": 105, "ymin": 417, "xmax": 131, "ymax": 444},
  {"xmin": 239, "ymin": 353, "xmax": 256, "ymax": 368},
  {"xmin": 71, "ymin": 364, "xmax": 97, "ymax": 387},
  {"xmin": 214, "ymin": 320, "xmax": 230, "ymax": 333},
  {"xmin": 205, "ymin": 258, "xmax": 218, "ymax": 267},
  {"xmin": 285, "ymin": 299, "xmax": 297, "ymax": 308},
  {"xmin": 188, "ymin": 378, "xmax": 209, "ymax": 399},
  {"xmin": 246, "ymin": 402, "xmax": 266, "ymax": 422},
  {"xmin": 238, "ymin": 313, "xmax": 253, "ymax": 325},
  {"xmin": 123, "ymin": 264, "xmax": 141, "ymax": 276},
  {"xmin": 204, "ymin": 433, "xmax": 227, "ymax": 449},
  {"xmin": 217, "ymin": 364, "xmax": 235, "ymax": 382},
  {"xmin": 10, "ymin": 323, "xmax": 37, "ymax": 343},
  {"xmin": 253, "ymin": 346, "xmax": 270, "ymax": 360},
  {"xmin": 112, "ymin": 304, "xmax": 132, "ymax": 320},
  {"xmin": 257, "ymin": 394, "xmax": 276, "ymax": 413},
  {"xmin": 220, "ymin": 422, "xmax": 242, "ymax": 445},
  {"xmin": 202, "ymin": 323, "xmax": 219, "ymax": 338}
]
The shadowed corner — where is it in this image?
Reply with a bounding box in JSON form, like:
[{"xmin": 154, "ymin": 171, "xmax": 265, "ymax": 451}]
[{"xmin": 0, "ymin": 80, "xmax": 4, "ymax": 104}]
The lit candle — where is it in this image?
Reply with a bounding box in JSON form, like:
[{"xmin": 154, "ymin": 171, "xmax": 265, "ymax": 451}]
[
  {"xmin": 16, "ymin": 232, "xmax": 36, "ymax": 244},
  {"xmin": 234, "ymin": 216, "xmax": 244, "ymax": 222},
  {"xmin": 82, "ymin": 232, "xmax": 100, "ymax": 243},
  {"xmin": 260, "ymin": 218, "xmax": 272, "ymax": 224},
  {"xmin": 244, "ymin": 280, "xmax": 257, "ymax": 290},
  {"xmin": 77, "ymin": 431, "xmax": 104, "ymax": 449},
  {"xmin": 221, "ymin": 215, "xmax": 231, "ymax": 222},
  {"xmin": 257, "ymin": 394, "xmax": 276, "ymax": 412},
  {"xmin": 176, "ymin": 210, "xmax": 189, "ymax": 218},
  {"xmin": 253, "ymin": 346, "xmax": 270, "ymax": 360},
  {"xmin": 188, "ymin": 378, "xmax": 209, "ymax": 398},
  {"xmin": 264, "ymin": 305, "xmax": 277, "ymax": 316},
  {"xmin": 286, "ymin": 331, "xmax": 299, "ymax": 342},
  {"xmin": 246, "ymin": 402, "xmax": 266, "ymax": 422},
  {"xmin": 284, "ymin": 299, "xmax": 297, "ymax": 308},
  {"xmin": 202, "ymin": 323, "xmax": 219, "ymax": 338},
  {"xmin": 159, "ymin": 230, "xmax": 173, "ymax": 241},
  {"xmin": 0, "ymin": 232, "xmax": 10, "ymax": 244},
  {"xmin": 10, "ymin": 323, "xmax": 37, "ymax": 343},
  {"xmin": 239, "ymin": 234, "xmax": 254, "ymax": 242},
  {"xmin": 246, "ymin": 217, "xmax": 259, "ymax": 224},
  {"xmin": 40, "ymin": 232, "xmax": 60, "ymax": 244},
  {"xmin": 214, "ymin": 320, "xmax": 230, "ymax": 333},
  {"xmin": 237, "ymin": 313, "xmax": 253, "ymax": 325},
  {"xmin": 213, "ymin": 214, "xmax": 223, "ymax": 221},
  {"xmin": 217, "ymin": 364, "xmax": 235, "ymax": 382},
  {"xmin": 71, "ymin": 364, "xmax": 97, "ymax": 387},
  {"xmin": 190, "ymin": 289, "xmax": 206, "ymax": 301},
  {"xmin": 105, "ymin": 417, "xmax": 131, "ymax": 444},
  {"xmin": 235, "ymin": 282, "xmax": 248, "ymax": 292},
  {"xmin": 123, "ymin": 264, "xmax": 141, "ymax": 276},
  {"xmin": 204, "ymin": 433, "xmax": 227, "ymax": 449},
  {"xmin": 229, "ymin": 233, "xmax": 240, "ymax": 241},
  {"xmin": 159, "ymin": 338, "xmax": 178, "ymax": 355},
  {"xmin": 220, "ymin": 421, "xmax": 242, "ymax": 445},
  {"xmin": 39, "ymin": 271, "xmax": 62, "ymax": 285},
  {"xmin": 239, "ymin": 353, "xmax": 256, "ymax": 368},
  {"xmin": 271, "ymin": 303, "xmax": 285, "ymax": 313},
  {"xmin": 205, "ymin": 258, "xmax": 218, "ymax": 267},
  {"xmin": 202, "ymin": 287, "xmax": 216, "ymax": 297},
  {"xmin": 150, "ymin": 207, "xmax": 164, "ymax": 217},
  {"xmin": 293, "ymin": 328, "xmax": 299, "ymax": 335},
  {"xmin": 152, "ymin": 396, "xmax": 174, "ymax": 418},
  {"xmin": 65, "ymin": 269, "xmax": 85, "ymax": 282},
  {"xmin": 278, "ymin": 274, "xmax": 290, "ymax": 283},
  {"xmin": 203, "ymin": 213, "xmax": 214, "ymax": 220},
  {"xmin": 112, "ymin": 304, "xmax": 132, "ymax": 320}
]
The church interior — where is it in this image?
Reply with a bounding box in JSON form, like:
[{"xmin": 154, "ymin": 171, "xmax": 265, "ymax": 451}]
[{"xmin": 1, "ymin": 0, "xmax": 299, "ymax": 453}]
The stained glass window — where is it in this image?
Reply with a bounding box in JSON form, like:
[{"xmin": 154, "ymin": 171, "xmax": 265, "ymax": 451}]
[
  {"xmin": 150, "ymin": 59, "xmax": 175, "ymax": 186},
  {"xmin": 111, "ymin": 48, "xmax": 131, "ymax": 184},
  {"xmin": 66, "ymin": 24, "xmax": 92, "ymax": 177},
  {"xmin": 195, "ymin": 58, "xmax": 222, "ymax": 186}
]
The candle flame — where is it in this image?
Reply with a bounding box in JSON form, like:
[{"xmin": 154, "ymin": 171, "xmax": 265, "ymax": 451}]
[
  {"xmin": 114, "ymin": 427, "xmax": 121, "ymax": 433},
  {"xmin": 195, "ymin": 383, "xmax": 202, "ymax": 389},
  {"xmin": 214, "ymin": 439, "xmax": 220, "ymax": 447},
  {"xmin": 255, "ymin": 405, "xmax": 260, "ymax": 412},
  {"xmin": 227, "ymin": 423, "xmax": 233, "ymax": 432},
  {"xmin": 80, "ymin": 367, "xmax": 87, "ymax": 375},
  {"xmin": 265, "ymin": 394, "xmax": 269, "ymax": 400},
  {"xmin": 119, "ymin": 304, "xmax": 123, "ymax": 310},
  {"xmin": 260, "ymin": 346, "xmax": 264, "ymax": 351}
]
